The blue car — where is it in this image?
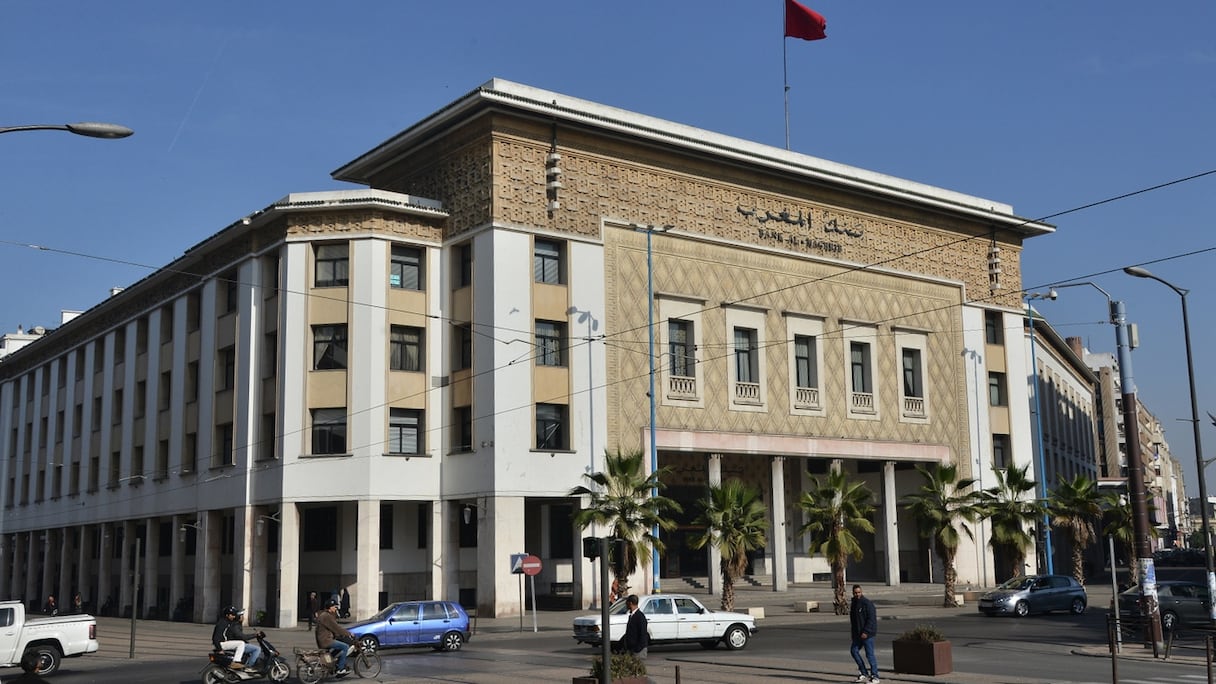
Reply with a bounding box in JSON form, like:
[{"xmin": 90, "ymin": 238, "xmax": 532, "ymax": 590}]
[{"xmin": 347, "ymin": 600, "xmax": 471, "ymax": 652}]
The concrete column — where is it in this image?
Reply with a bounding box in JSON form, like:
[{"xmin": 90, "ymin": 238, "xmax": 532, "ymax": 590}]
[
  {"xmin": 143, "ymin": 518, "xmax": 160, "ymax": 618},
  {"xmin": 25, "ymin": 532, "xmax": 39, "ymax": 607},
  {"xmin": 770, "ymin": 457, "xmax": 789, "ymax": 592},
  {"xmin": 883, "ymin": 461, "xmax": 900, "ymax": 587},
  {"xmin": 169, "ymin": 515, "xmax": 186, "ymax": 620},
  {"xmin": 76, "ymin": 526, "xmax": 90, "ymax": 609},
  {"xmin": 119, "ymin": 521, "xmax": 134, "ymax": 614},
  {"xmin": 194, "ymin": 510, "xmax": 222, "ymax": 622},
  {"xmin": 233, "ymin": 505, "xmax": 253, "ymax": 613},
  {"xmin": 355, "ymin": 499, "xmax": 380, "ymax": 620},
  {"xmin": 13, "ymin": 533, "xmax": 28, "ymax": 603},
  {"xmin": 276, "ymin": 503, "xmax": 300, "ymax": 628},
  {"xmin": 97, "ymin": 524, "xmax": 113, "ymax": 613},
  {"xmin": 433, "ymin": 500, "xmax": 455, "ymax": 602},
  {"xmin": 250, "ymin": 509, "xmax": 269, "ymax": 624},
  {"xmin": 41, "ymin": 529, "xmax": 57, "ymax": 606},
  {"xmin": 58, "ymin": 528, "xmax": 72, "ymax": 608},
  {"xmin": 0, "ymin": 536, "xmax": 10, "ymax": 598},
  {"xmin": 706, "ymin": 454, "xmax": 722, "ymax": 597},
  {"xmin": 478, "ymin": 496, "xmax": 526, "ymax": 618}
]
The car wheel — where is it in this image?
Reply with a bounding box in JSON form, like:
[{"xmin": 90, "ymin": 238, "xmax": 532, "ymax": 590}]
[
  {"xmin": 1070, "ymin": 597, "xmax": 1086, "ymax": 615},
  {"xmin": 1162, "ymin": 610, "xmax": 1178, "ymax": 631},
  {"xmin": 1014, "ymin": 600, "xmax": 1030, "ymax": 617},
  {"xmin": 24, "ymin": 645, "xmax": 62, "ymax": 676},
  {"xmin": 359, "ymin": 634, "xmax": 380, "ymax": 652},
  {"xmin": 723, "ymin": 624, "xmax": 749, "ymax": 650},
  {"xmin": 436, "ymin": 630, "xmax": 465, "ymax": 651},
  {"xmin": 699, "ymin": 639, "xmax": 719, "ymax": 650}
]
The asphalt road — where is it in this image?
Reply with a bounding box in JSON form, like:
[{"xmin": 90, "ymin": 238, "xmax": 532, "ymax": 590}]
[{"xmin": 28, "ymin": 605, "xmax": 1216, "ymax": 684}]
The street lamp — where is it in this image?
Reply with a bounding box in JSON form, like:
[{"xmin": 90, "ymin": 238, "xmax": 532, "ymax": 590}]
[
  {"xmin": 0, "ymin": 122, "xmax": 133, "ymax": 139},
  {"xmin": 1025, "ymin": 290, "xmax": 1057, "ymax": 574},
  {"xmin": 634, "ymin": 223, "xmax": 670, "ymax": 594},
  {"xmin": 1123, "ymin": 265, "xmax": 1214, "ymax": 623}
]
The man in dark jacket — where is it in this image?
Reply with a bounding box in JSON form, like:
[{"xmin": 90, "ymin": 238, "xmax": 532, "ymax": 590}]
[
  {"xmin": 212, "ymin": 606, "xmax": 263, "ymax": 671},
  {"xmin": 849, "ymin": 585, "xmax": 879, "ymax": 683},
  {"xmin": 622, "ymin": 595, "xmax": 649, "ymax": 658},
  {"xmin": 315, "ymin": 598, "xmax": 356, "ymax": 676}
]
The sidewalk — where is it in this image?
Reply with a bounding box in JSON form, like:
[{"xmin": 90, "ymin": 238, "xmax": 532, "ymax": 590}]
[{"xmin": 90, "ymin": 582, "xmax": 1201, "ymax": 683}]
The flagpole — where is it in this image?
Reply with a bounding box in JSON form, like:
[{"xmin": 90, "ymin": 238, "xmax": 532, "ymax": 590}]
[{"xmin": 783, "ymin": 4, "xmax": 790, "ymax": 150}]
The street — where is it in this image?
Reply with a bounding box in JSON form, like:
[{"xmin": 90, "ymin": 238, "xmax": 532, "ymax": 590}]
[{"xmin": 23, "ymin": 604, "xmax": 1216, "ymax": 684}]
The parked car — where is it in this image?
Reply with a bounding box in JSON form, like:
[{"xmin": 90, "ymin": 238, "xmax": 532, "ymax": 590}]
[
  {"xmin": 572, "ymin": 593, "xmax": 757, "ymax": 650},
  {"xmin": 978, "ymin": 574, "xmax": 1087, "ymax": 617},
  {"xmin": 1118, "ymin": 581, "xmax": 1211, "ymax": 631},
  {"xmin": 347, "ymin": 600, "xmax": 471, "ymax": 652},
  {"xmin": 0, "ymin": 600, "xmax": 99, "ymax": 676}
]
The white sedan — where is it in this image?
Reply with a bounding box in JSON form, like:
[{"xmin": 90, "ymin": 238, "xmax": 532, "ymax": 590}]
[{"xmin": 572, "ymin": 594, "xmax": 757, "ymax": 650}]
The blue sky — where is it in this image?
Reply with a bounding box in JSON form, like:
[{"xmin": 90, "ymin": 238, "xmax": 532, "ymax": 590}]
[{"xmin": 3, "ymin": 2, "xmax": 1214, "ymax": 490}]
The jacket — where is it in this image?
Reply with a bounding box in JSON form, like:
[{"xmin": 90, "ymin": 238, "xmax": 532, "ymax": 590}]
[
  {"xmin": 624, "ymin": 609, "xmax": 649, "ymax": 654},
  {"xmin": 315, "ymin": 609, "xmax": 355, "ymax": 649},
  {"xmin": 850, "ymin": 595, "xmax": 877, "ymax": 639},
  {"xmin": 212, "ymin": 618, "xmax": 257, "ymax": 650}
]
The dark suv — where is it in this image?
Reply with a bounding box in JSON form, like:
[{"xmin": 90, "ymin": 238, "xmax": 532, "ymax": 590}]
[{"xmin": 978, "ymin": 574, "xmax": 1087, "ymax": 617}]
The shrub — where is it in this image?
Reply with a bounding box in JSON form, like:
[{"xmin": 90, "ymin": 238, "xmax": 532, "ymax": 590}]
[
  {"xmin": 896, "ymin": 623, "xmax": 946, "ymax": 642},
  {"xmin": 590, "ymin": 652, "xmax": 647, "ymax": 678}
]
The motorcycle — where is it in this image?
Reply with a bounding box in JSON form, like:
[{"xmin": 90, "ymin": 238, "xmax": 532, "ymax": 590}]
[
  {"xmin": 294, "ymin": 641, "xmax": 381, "ymax": 684},
  {"xmin": 200, "ymin": 633, "xmax": 291, "ymax": 683}
]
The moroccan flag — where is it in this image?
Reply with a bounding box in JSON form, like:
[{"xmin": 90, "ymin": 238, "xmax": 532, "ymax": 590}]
[{"xmin": 785, "ymin": 0, "xmax": 827, "ymax": 41}]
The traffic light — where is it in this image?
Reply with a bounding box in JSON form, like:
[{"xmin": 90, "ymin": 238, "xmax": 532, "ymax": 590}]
[{"xmin": 582, "ymin": 536, "xmax": 600, "ymax": 560}]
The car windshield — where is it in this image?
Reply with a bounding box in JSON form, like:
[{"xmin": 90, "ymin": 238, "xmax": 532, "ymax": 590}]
[
  {"xmin": 366, "ymin": 604, "xmax": 402, "ymax": 622},
  {"xmin": 996, "ymin": 576, "xmax": 1035, "ymax": 590},
  {"xmin": 608, "ymin": 599, "xmax": 630, "ymax": 615}
]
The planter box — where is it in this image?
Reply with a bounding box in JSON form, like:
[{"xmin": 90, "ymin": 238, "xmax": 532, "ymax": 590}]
[
  {"xmin": 573, "ymin": 678, "xmax": 647, "ymax": 684},
  {"xmin": 892, "ymin": 639, "xmax": 952, "ymax": 676}
]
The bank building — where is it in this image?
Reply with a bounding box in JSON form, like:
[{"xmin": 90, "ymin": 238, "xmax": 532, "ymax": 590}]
[{"xmin": 0, "ymin": 79, "xmax": 1051, "ymax": 623}]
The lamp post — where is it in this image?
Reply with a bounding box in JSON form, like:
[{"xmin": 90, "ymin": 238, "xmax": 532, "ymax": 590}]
[
  {"xmin": 567, "ymin": 305, "xmax": 600, "ymax": 607},
  {"xmin": 634, "ymin": 223, "xmax": 670, "ymax": 594},
  {"xmin": 0, "ymin": 122, "xmax": 133, "ymax": 138},
  {"xmin": 1025, "ymin": 291, "xmax": 1057, "ymax": 575},
  {"xmin": 1123, "ymin": 266, "xmax": 1214, "ymax": 623}
]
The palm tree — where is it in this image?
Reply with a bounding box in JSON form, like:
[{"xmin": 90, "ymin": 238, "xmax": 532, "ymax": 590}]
[
  {"xmin": 569, "ymin": 448, "xmax": 682, "ymax": 598},
  {"xmin": 979, "ymin": 463, "xmax": 1045, "ymax": 580},
  {"xmin": 797, "ymin": 469, "xmax": 875, "ymax": 615},
  {"xmin": 902, "ymin": 463, "xmax": 980, "ymax": 607},
  {"xmin": 1102, "ymin": 492, "xmax": 1159, "ymax": 588},
  {"xmin": 1048, "ymin": 475, "xmax": 1104, "ymax": 585},
  {"xmin": 687, "ymin": 479, "xmax": 769, "ymax": 611}
]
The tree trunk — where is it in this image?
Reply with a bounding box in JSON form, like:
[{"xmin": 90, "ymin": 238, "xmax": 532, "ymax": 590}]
[
  {"xmin": 721, "ymin": 558, "xmax": 736, "ymax": 612},
  {"xmin": 1071, "ymin": 544, "xmax": 1086, "ymax": 586},
  {"xmin": 941, "ymin": 546, "xmax": 960, "ymax": 607},
  {"xmin": 832, "ymin": 561, "xmax": 848, "ymax": 615}
]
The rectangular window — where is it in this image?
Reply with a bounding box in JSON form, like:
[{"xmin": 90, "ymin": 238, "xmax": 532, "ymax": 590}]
[
  {"xmin": 134, "ymin": 381, "xmax": 146, "ymax": 418},
  {"xmin": 850, "ymin": 341, "xmax": 872, "ymax": 393},
  {"xmin": 984, "ymin": 310, "xmax": 1003, "ymax": 345},
  {"xmin": 454, "ymin": 324, "xmax": 472, "ymax": 370},
  {"xmin": 108, "ymin": 450, "xmax": 120, "ymax": 488},
  {"xmin": 314, "ymin": 243, "xmax": 349, "ymax": 287},
  {"xmin": 136, "ymin": 318, "xmax": 149, "ymax": 355},
  {"xmin": 901, "ymin": 348, "xmax": 924, "ymax": 398},
  {"xmin": 91, "ymin": 397, "xmax": 102, "ymax": 431},
  {"xmin": 733, "ymin": 327, "xmax": 758, "ymax": 384},
  {"xmin": 263, "ymin": 254, "xmax": 280, "ymax": 298},
  {"xmin": 161, "ymin": 305, "xmax": 174, "ymax": 343},
  {"xmin": 311, "ymin": 408, "xmax": 347, "ymax": 455},
  {"xmin": 214, "ymin": 423, "xmax": 234, "ymax": 466},
  {"xmin": 260, "ymin": 412, "xmax": 276, "ymax": 461},
  {"xmin": 312, "ymin": 325, "xmax": 348, "ymax": 370},
  {"xmin": 549, "ymin": 504, "xmax": 574, "ymax": 558},
  {"xmin": 390, "ymin": 245, "xmax": 423, "ymax": 290},
  {"xmin": 388, "ymin": 408, "xmax": 423, "ymax": 454},
  {"xmin": 219, "ymin": 346, "xmax": 236, "ymax": 390},
  {"xmin": 57, "ymin": 361, "xmax": 66, "ymax": 388},
  {"xmin": 113, "ymin": 328, "xmax": 126, "ymax": 361},
  {"xmin": 533, "ymin": 239, "xmax": 564, "ymax": 284},
  {"xmin": 75, "ymin": 350, "xmax": 85, "ymax": 381},
  {"xmin": 159, "ymin": 371, "xmax": 171, "ymax": 411},
  {"xmin": 263, "ymin": 332, "xmax": 278, "ymax": 378},
  {"xmin": 669, "ymin": 319, "xmax": 695, "ymax": 378},
  {"xmin": 156, "ymin": 440, "xmax": 169, "ymax": 479},
  {"xmin": 187, "ymin": 292, "xmax": 201, "ymax": 332},
  {"xmin": 380, "ymin": 502, "xmax": 394, "ymax": 549},
  {"xmin": 390, "ymin": 326, "xmax": 424, "ymax": 372},
  {"xmin": 55, "ymin": 411, "xmax": 64, "ymax": 443},
  {"xmin": 453, "ymin": 406, "xmax": 472, "ymax": 452},
  {"xmin": 223, "ymin": 272, "xmax": 239, "ymax": 314},
  {"xmin": 536, "ymin": 403, "xmax": 568, "ymax": 450},
  {"xmin": 535, "ymin": 320, "xmax": 566, "ymax": 367},
  {"xmin": 187, "ymin": 361, "xmax": 200, "ymax": 402},
  {"xmin": 112, "ymin": 389, "xmax": 123, "ymax": 425},
  {"xmin": 794, "ymin": 334, "xmax": 817, "ymax": 388},
  {"xmin": 183, "ymin": 432, "xmax": 198, "ymax": 474},
  {"xmin": 992, "ymin": 433, "xmax": 1011, "ymax": 469},
  {"xmin": 302, "ymin": 506, "xmax": 338, "ymax": 552},
  {"xmin": 455, "ymin": 243, "xmax": 472, "ymax": 288},
  {"xmin": 131, "ymin": 445, "xmax": 144, "ymax": 481},
  {"xmin": 989, "ymin": 372, "xmax": 1008, "ymax": 406}
]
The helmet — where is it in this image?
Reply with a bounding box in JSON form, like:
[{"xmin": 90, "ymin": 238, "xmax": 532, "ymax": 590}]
[
  {"xmin": 223, "ymin": 605, "xmax": 239, "ymax": 616},
  {"xmin": 324, "ymin": 598, "xmax": 339, "ymax": 609}
]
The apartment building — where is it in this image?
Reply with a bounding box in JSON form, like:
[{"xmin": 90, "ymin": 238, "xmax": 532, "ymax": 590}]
[{"xmin": 0, "ymin": 79, "xmax": 1052, "ymax": 623}]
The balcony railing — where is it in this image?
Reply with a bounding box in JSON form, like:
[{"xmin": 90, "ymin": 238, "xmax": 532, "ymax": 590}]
[
  {"xmin": 794, "ymin": 386, "xmax": 821, "ymax": 410},
  {"xmin": 734, "ymin": 381, "xmax": 761, "ymax": 404},
  {"xmin": 851, "ymin": 391, "xmax": 876, "ymax": 414},
  {"xmin": 902, "ymin": 396, "xmax": 926, "ymax": 418},
  {"xmin": 667, "ymin": 375, "xmax": 698, "ymax": 400}
]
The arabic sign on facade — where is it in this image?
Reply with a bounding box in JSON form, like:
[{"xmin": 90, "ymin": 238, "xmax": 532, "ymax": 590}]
[{"xmin": 738, "ymin": 205, "xmax": 862, "ymax": 255}]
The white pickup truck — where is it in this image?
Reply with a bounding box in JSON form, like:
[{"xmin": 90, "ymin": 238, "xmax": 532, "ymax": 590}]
[{"xmin": 0, "ymin": 600, "xmax": 99, "ymax": 675}]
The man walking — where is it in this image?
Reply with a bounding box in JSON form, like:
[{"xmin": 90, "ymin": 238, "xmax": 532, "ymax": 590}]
[
  {"xmin": 622, "ymin": 595, "xmax": 649, "ymax": 659},
  {"xmin": 849, "ymin": 584, "xmax": 879, "ymax": 684}
]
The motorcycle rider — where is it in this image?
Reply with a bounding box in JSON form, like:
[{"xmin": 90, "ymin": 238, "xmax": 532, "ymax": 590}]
[
  {"xmin": 315, "ymin": 598, "xmax": 355, "ymax": 676},
  {"xmin": 212, "ymin": 605, "xmax": 264, "ymax": 671}
]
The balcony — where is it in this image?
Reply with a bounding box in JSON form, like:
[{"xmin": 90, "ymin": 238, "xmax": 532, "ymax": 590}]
[
  {"xmin": 794, "ymin": 386, "xmax": 821, "ymax": 410},
  {"xmin": 667, "ymin": 375, "xmax": 698, "ymax": 400},
  {"xmin": 734, "ymin": 381, "xmax": 761, "ymax": 405},
  {"xmin": 851, "ymin": 391, "xmax": 876, "ymax": 414},
  {"xmin": 902, "ymin": 396, "xmax": 926, "ymax": 418}
]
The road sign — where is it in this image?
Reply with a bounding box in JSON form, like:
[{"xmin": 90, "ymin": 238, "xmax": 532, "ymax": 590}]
[
  {"xmin": 521, "ymin": 554, "xmax": 542, "ymax": 576},
  {"xmin": 510, "ymin": 553, "xmax": 527, "ymax": 574}
]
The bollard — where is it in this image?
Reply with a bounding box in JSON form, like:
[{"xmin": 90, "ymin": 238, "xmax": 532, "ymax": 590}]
[
  {"xmin": 1207, "ymin": 633, "xmax": 1213, "ymax": 684},
  {"xmin": 675, "ymin": 665, "xmax": 681, "ymax": 684}
]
